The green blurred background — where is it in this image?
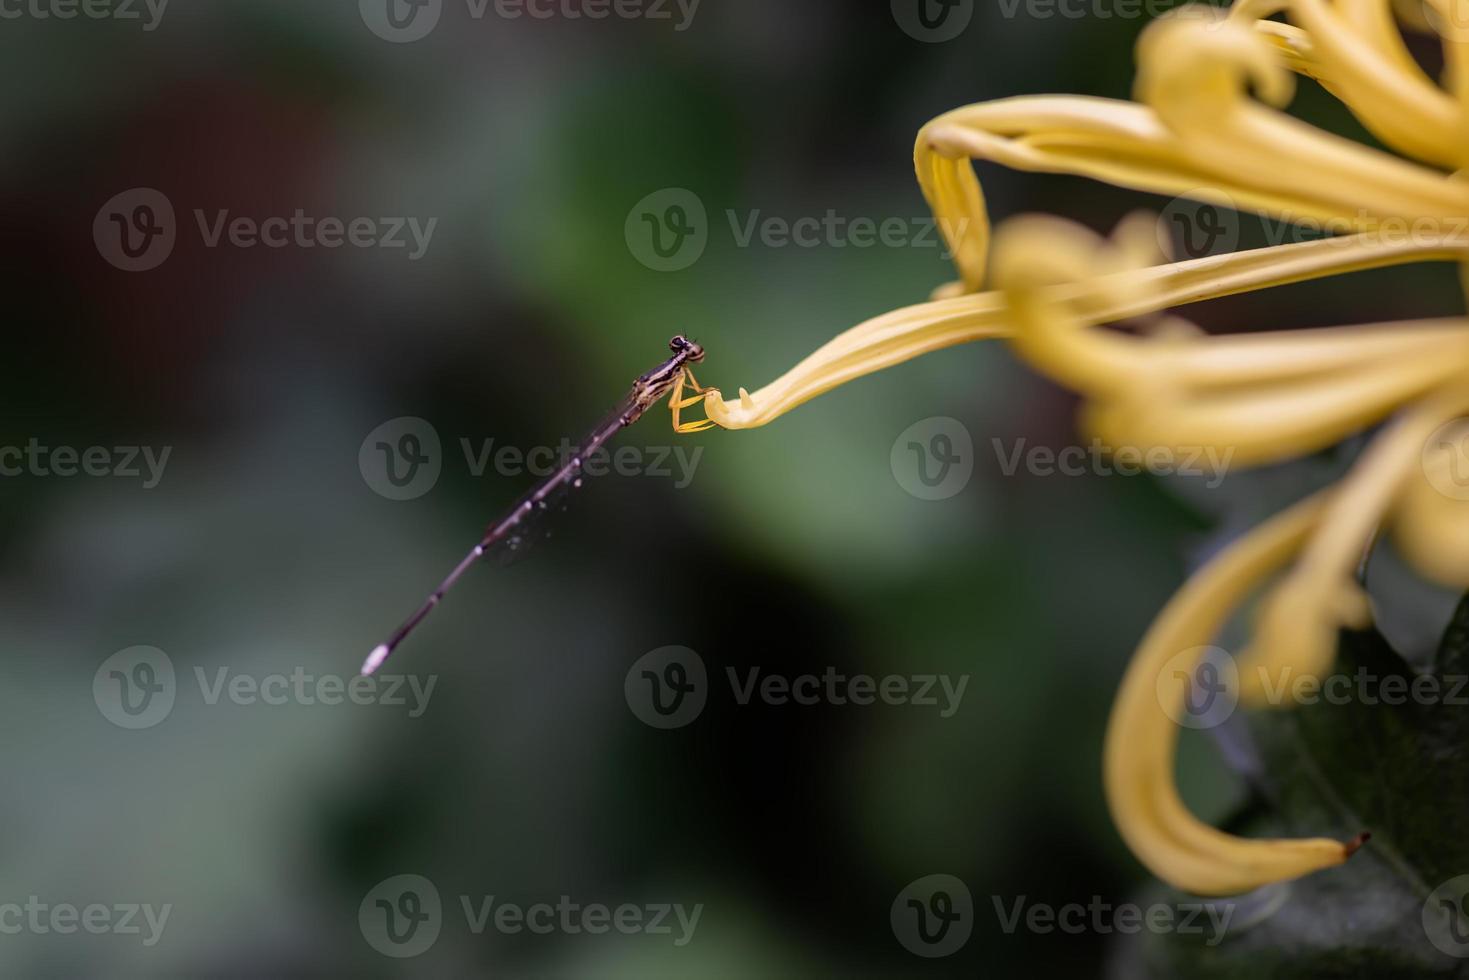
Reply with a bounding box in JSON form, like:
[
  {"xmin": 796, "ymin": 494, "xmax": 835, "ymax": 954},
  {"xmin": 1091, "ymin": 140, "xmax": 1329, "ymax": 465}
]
[{"xmin": 1, "ymin": 1, "xmax": 1464, "ymax": 977}]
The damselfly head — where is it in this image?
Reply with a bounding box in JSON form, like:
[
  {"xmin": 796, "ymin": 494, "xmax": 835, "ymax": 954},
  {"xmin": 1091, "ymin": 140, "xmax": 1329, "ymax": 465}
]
[{"xmin": 669, "ymin": 334, "xmax": 705, "ymax": 362}]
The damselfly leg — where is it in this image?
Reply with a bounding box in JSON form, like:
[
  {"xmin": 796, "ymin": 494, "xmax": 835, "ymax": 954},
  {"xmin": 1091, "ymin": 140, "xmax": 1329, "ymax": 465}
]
[{"xmin": 671, "ymin": 368, "xmax": 717, "ymax": 433}]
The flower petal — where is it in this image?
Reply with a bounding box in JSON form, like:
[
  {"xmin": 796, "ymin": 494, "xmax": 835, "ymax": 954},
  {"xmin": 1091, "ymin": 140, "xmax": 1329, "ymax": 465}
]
[
  {"xmin": 1235, "ymin": 0, "xmax": 1463, "ymax": 167},
  {"xmin": 1104, "ymin": 492, "xmax": 1359, "ymax": 895},
  {"xmin": 1242, "ymin": 383, "xmax": 1469, "ymax": 691},
  {"xmin": 704, "ymin": 231, "xmax": 1466, "ymax": 430}
]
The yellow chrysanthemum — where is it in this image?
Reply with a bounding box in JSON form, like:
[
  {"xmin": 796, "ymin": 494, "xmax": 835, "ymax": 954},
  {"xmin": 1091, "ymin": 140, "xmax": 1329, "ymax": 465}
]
[{"xmin": 690, "ymin": 2, "xmax": 1469, "ymax": 896}]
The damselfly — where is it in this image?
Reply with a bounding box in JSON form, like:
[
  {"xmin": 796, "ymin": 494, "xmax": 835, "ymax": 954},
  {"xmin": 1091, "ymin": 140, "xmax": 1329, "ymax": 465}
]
[{"xmin": 361, "ymin": 335, "xmax": 715, "ymax": 676}]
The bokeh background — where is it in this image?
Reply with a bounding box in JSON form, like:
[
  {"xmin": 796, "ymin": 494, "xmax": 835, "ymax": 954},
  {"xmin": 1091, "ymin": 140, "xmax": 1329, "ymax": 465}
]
[{"xmin": 1, "ymin": 1, "xmax": 1464, "ymax": 977}]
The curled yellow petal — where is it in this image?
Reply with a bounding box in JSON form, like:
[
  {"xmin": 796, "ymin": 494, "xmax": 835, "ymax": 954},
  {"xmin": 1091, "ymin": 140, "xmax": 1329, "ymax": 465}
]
[
  {"xmin": 706, "ymin": 231, "xmax": 1464, "ymax": 430},
  {"xmin": 1243, "ymin": 383, "xmax": 1469, "ymax": 692},
  {"xmin": 987, "ymin": 214, "xmax": 1469, "ymax": 463},
  {"xmin": 1085, "ymin": 342, "xmax": 1469, "ymax": 466},
  {"xmin": 1396, "ymin": 425, "xmax": 1469, "ymax": 587},
  {"xmin": 1235, "ymin": 0, "xmax": 1463, "ymax": 167},
  {"xmin": 1136, "ymin": 8, "xmax": 1463, "ymax": 217},
  {"xmin": 1105, "ymin": 493, "xmax": 1363, "ymax": 896}
]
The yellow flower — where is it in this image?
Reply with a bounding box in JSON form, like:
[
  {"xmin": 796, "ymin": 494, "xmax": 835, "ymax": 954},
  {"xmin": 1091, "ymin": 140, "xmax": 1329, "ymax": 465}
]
[{"xmin": 693, "ymin": 3, "xmax": 1469, "ymax": 895}]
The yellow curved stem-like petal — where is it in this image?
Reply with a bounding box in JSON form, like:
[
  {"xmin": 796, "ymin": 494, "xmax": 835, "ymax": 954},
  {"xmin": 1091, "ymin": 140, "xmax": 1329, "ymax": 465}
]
[
  {"xmin": 1235, "ymin": 0, "xmax": 1462, "ymax": 167},
  {"xmin": 1136, "ymin": 11, "xmax": 1463, "ymax": 214},
  {"xmin": 915, "ymin": 90, "xmax": 1469, "ymax": 299},
  {"xmin": 1252, "ymin": 19, "xmax": 1332, "ymax": 86},
  {"xmin": 1396, "ymin": 433, "xmax": 1469, "ymax": 587},
  {"xmin": 1105, "ymin": 492, "xmax": 1360, "ymax": 896},
  {"xmin": 1244, "ymin": 383, "xmax": 1469, "ymax": 690},
  {"xmin": 1086, "ymin": 348, "xmax": 1469, "ymax": 466},
  {"xmin": 704, "ymin": 231, "xmax": 1466, "ymax": 430},
  {"xmin": 990, "ymin": 216, "xmax": 1469, "ymax": 462}
]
